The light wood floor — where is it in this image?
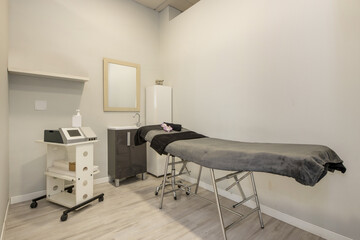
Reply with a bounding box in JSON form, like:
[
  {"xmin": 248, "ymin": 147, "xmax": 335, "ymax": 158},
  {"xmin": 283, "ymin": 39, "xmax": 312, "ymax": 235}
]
[{"xmin": 4, "ymin": 176, "xmax": 324, "ymax": 240}]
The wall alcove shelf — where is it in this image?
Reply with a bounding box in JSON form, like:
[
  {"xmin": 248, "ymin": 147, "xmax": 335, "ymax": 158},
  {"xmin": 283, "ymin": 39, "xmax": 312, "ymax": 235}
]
[{"xmin": 8, "ymin": 67, "xmax": 89, "ymax": 82}]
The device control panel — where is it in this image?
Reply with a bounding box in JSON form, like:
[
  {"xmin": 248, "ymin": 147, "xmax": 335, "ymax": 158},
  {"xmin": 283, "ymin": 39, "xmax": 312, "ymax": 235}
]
[{"xmin": 44, "ymin": 127, "xmax": 97, "ymax": 144}]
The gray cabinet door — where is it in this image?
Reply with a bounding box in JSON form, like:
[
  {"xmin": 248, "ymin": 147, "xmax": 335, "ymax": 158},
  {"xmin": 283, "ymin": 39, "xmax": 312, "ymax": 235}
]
[
  {"xmin": 130, "ymin": 144, "xmax": 146, "ymax": 174},
  {"xmin": 115, "ymin": 130, "xmax": 131, "ymax": 179},
  {"xmin": 108, "ymin": 129, "xmax": 146, "ymax": 181}
]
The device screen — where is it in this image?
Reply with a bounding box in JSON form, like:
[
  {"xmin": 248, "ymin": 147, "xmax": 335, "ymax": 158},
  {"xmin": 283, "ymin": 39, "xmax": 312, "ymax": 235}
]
[{"xmin": 67, "ymin": 130, "xmax": 81, "ymax": 137}]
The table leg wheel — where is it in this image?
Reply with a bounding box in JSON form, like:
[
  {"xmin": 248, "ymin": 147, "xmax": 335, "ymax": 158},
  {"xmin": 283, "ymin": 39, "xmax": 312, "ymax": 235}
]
[
  {"xmin": 60, "ymin": 214, "xmax": 68, "ymax": 222},
  {"xmin": 99, "ymin": 196, "xmax": 104, "ymax": 202},
  {"xmin": 30, "ymin": 202, "xmax": 37, "ymax": 209}
]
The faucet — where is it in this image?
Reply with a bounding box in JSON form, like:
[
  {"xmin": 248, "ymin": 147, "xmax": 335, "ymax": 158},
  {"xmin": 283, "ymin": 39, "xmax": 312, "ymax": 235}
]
[{"xmin": 133, "ymin": 113, "xmax": 141, "ymax": 127}]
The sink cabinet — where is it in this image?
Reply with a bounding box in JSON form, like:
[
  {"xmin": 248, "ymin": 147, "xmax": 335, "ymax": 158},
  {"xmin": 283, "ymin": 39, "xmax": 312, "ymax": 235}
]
[{"xmin": 108, "ymin": 127, "xmax": 146, "ymax": 186}]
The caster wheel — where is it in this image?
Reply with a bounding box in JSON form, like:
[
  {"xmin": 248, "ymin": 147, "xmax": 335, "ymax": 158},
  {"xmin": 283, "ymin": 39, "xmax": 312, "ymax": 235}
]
[
  {"xmin": 177, "ymin": 185, "xmax": 181, "ymax": 188},
  {"xmin": 99, "ymin": 196, "xmax": 104, "ymax": 202},
  {"xmin": 60, "ymin": 214, "xmax": 68, "ymax": 222},
  {"xmin": 155, "ymin": 191, "xmax": 159, "ymax": 196},
  {"xmin": 30, "ymin": 202, "xmax": 38, "ymax": 208},
  {"xmin": 186, "ymin": 191, "xmax": 190, "ymax": 195},
  {"xmin": 174, "ymin": 196, "xmax": 177, "ymax": 200}
]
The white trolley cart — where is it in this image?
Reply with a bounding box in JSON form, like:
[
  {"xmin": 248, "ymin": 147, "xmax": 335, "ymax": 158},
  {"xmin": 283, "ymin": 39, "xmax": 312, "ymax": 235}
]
[{"xmin": 31, "ymin": 140, "xmax": 104, "ymax": 221}]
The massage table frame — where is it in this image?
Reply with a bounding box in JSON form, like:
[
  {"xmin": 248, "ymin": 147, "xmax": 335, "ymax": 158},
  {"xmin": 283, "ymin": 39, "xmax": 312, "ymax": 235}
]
[
  {"xmin": 157, "ymin": 153, "xmax": 264, "ymax": 240},
  {"xmin": 155, "ymin": 156, "xmax": 192, "ymax": 200}
]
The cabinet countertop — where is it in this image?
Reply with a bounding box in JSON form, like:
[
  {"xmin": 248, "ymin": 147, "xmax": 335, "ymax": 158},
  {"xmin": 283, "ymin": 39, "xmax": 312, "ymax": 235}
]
[{"xmin": 108, "ymin": 126, "xmax": 139, "ymax": 130}]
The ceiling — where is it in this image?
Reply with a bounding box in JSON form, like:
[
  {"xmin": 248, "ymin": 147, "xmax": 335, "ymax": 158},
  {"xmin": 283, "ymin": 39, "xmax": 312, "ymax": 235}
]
[{"xmin": 132, "ymin": 0, "xmax": 200, "ymax": 12}]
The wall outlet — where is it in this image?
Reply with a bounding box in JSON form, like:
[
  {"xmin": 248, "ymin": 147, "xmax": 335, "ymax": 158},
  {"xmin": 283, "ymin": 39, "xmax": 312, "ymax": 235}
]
[{"xmin": 35, "ymin": 100, "xmax": 47, "ymax": 111}]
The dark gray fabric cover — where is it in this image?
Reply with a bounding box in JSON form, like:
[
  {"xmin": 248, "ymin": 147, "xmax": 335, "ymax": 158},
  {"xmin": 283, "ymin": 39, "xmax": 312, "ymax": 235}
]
[
  {"xmin": 151, "ymin": 131, "xmax": 206, "ymax": 155},
  {"xmin": 144, "ymin": 130, "xmax": 345, "ymax": 186}
]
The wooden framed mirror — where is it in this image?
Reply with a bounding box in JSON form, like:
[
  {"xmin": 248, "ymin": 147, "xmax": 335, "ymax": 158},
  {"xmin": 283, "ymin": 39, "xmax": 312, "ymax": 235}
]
[{"xmin": 103, "ymin": 58, "xmax": 140, "ymax": 112}]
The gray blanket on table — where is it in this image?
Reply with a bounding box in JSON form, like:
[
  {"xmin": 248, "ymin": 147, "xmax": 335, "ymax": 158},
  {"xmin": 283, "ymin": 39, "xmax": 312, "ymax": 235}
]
[{"xmin": 139, "ymin": 128, "xmax": 346, "ymax": 186}]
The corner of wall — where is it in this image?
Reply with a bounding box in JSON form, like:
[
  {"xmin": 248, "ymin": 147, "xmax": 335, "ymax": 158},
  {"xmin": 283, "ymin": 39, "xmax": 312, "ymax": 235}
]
[
  {"xmin": 168, "ymin": 6, "xmax": 181, "ymax": 20},
  {"xmin": 0, "ymin": 200, "xmax": 9, "ymax": 240},
  {"xmin": 0, "ymin": 0, "xmax": 9, "ymax": 238},
  {"xmin": 159, "ymin": 6, "xmax": 181, "ymax": 23}
]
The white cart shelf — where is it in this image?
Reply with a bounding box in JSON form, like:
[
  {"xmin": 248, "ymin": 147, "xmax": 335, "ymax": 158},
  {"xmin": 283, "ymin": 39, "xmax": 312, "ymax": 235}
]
[{"xmin": 32, "ymin": 140, "xmax": 104, "ymax": 221}]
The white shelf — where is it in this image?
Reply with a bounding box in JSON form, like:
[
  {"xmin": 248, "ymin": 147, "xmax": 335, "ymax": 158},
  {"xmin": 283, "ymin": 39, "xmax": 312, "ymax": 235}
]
[
  {"xmin": 46, "ymin": 165, "xmax": 100, "ymax": 180},
  {"xmin": 8, "ymin": 67, "xmax": 89, "ymax": 82},
  {"xmin": 36, "ymin": 140, "xmax": 98, "ymax": 146},
  {"xmin": 40, "ymin": 140, "xmax": 99, "ymax": 210},
  {"xmin": 45, "ymin": 170, "xmax": 76, "ymax": 182},
  {"xmin": 47, "ymin": 191, "xmax": 76, "ymax": 208}
]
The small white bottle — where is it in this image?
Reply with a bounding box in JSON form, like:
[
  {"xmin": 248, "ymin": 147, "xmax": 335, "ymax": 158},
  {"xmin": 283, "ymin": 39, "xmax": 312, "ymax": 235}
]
[{"xmin": 72, "ymin": 109, "xmax": 82, "ymax": 127}]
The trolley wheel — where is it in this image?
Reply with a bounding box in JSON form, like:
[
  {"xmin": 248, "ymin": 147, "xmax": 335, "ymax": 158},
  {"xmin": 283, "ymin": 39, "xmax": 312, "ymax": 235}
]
[
  {"xmin": 99, "ymin": 196, "xmax": 104, "ymax": 202},
  {"xmin": 60, "ymin": 214, "xmax": 68, "ymax": 222},
  {"xmin": 30, "ymin": 201, "xmax": 38, "ymax": 209}
]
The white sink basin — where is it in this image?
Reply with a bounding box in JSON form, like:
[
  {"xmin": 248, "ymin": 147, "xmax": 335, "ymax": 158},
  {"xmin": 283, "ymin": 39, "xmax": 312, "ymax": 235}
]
[{"xmin": 108, "ymin": 125, "xmax": 139, "ymax": 130}]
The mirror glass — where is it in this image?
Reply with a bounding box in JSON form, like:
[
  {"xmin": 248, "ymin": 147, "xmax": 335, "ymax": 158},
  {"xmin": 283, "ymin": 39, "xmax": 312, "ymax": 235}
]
[{"xmin": 103, "ymin": 58, "xmax": 140, "ymax": 111}]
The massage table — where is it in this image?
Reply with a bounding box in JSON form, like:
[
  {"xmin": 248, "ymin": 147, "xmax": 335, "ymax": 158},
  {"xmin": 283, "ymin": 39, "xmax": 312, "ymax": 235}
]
[{"xmin": 135, "ymin": 125, "xmax": 346, "ymax": 240}]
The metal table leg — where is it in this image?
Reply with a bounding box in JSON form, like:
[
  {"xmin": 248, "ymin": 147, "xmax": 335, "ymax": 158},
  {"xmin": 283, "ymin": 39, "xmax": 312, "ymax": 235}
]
[
  {"xmin": 195, "ymin": 165, "xmax": 202, "ymax": 194},
  {"xmin": 159, "ymin": 154, "xmax": 170, "ymax": 209},
  {"xmin": 171, "ymin": 156, "xmax": 177, "ymax": 200},
  {"xmin": 250, "ymin": 172, "xmax": 264, "ymax": 228},
  {"xmin": 210, "ymin": 168, "xmax": 227, "ymax": 240}
]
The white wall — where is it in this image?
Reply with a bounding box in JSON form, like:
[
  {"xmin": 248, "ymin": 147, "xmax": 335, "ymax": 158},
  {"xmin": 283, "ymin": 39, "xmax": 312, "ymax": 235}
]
[
  {"xmin": 0, "ymin": 0, "xmax": 9, "ymax": 237},
  {"xmin": 6, "ymin": 0, "xmax": 360, "ymax": 238},
  {"xmin": 160, "ymin": 1, "xmax": 360, "ymax": 239},
  {"xmin": 8, "ymin": 0, "xmax": 160, "ymax": 197}
]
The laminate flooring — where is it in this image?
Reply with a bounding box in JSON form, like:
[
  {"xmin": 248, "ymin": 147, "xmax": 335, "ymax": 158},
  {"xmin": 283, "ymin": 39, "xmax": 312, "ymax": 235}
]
[{"xmin": 4, "ymin": 176, "xmax": 324, "ymax": 240}]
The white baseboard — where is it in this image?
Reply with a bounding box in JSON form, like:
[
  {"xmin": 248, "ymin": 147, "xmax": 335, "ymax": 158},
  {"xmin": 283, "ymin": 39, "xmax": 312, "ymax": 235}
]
[
  {"xmin": 180, "ymin": 175, "xmax": 352, "ymax": 240},
  {"xmin": 10, "ymin": 190, "xmax": 46, "ymax": 204},
  {"xmin": 10, "ymin": 176, "xmax": 111, "ymax": 205},
  {"xmin": 94, "ymin": 176, "xmax": 110, "ymax": 184},
  {"xmin": 0, "ymin": 199, "xmax": 9, "ymax": 240}
]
